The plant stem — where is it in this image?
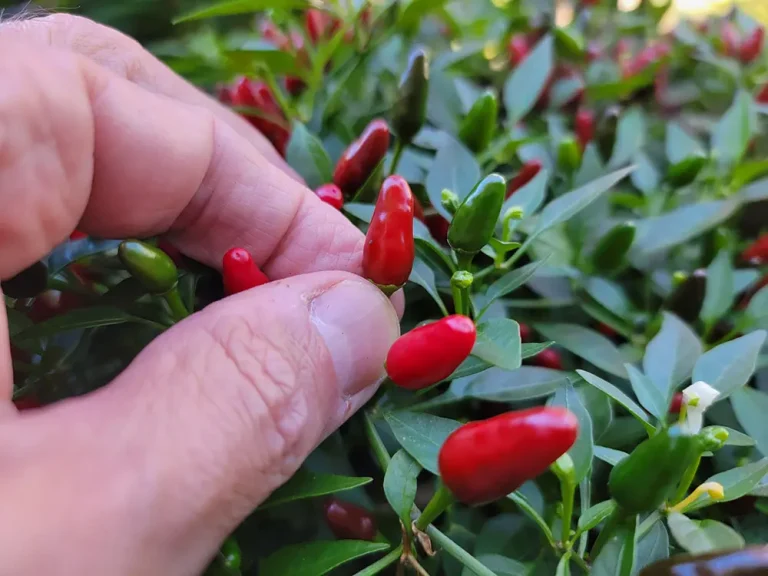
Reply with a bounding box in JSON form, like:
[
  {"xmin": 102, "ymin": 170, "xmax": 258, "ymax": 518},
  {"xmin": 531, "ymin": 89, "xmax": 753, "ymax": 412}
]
[
  {"xmin": 571, "ymin": 552, "xmax": 590, "ymax": 573},
  {"xmin": 426, "ymin": 525, "xmax": 497, "ymax": 576},
  {"xmin": 508, "ymin": 492, "xmax": 557, "ymax": 549},
  {"xmin": 414, "ymin": 483, "xmax": 455, "ymax": 531},
  {"xmin": 164, "ymin": 287, "xmax": 190, "ymax": 322},
  {"xmin": 451, "ymin": 281, "xmax": 469, "ymax": 316},
  {"xmin": 352, "ymin": 545, "xmax": 403, "ymax": 576},
  {"xmin": 364, "ymin": 411, "xmax": 392, "ymax": 472},
  {"xmin": 672, "ymin": 453, "xmax": 702, "ymax": 505},
  {"xmin": 560, "ymin": 479, "xmax": 575, "ymax": 544},
  {"xmin": 589, "ymin": 507, "xmax": 624, "ymax": 561},
  {"xmin": 390, "ymin": 140, "xmax": 405, "ymax": 175}
]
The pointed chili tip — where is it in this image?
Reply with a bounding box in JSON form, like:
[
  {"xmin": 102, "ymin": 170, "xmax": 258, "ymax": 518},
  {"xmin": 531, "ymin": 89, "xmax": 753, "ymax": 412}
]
[
  {"xmin": 222, "ymin": 247, "xmax": 269, "ymax": 295},
  {"xmin": 118, "ymin": 240, "xmax": 178, "ymax": 295},
  {"xmin": 315, "ymin": 183, "xmax": 345, "ymax": 210}
]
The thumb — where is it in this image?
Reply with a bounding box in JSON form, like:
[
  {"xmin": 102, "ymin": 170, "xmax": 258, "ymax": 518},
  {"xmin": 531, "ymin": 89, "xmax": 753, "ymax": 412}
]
[{"xmin": 4, "ymin": 271, "xmax": 399, "ymax": 576}]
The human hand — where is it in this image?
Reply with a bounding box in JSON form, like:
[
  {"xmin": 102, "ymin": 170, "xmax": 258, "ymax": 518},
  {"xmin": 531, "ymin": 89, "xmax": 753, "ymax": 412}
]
[{"xmin": 0, "ymin": 14, "xmax": 400, "ymax": 576}]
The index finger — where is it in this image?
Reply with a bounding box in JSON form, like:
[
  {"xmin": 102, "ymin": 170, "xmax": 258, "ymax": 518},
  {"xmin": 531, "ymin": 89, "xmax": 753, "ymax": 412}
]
[{"xmin": 0, "ymin": 38, "xmax": 363, "ymax": 281}]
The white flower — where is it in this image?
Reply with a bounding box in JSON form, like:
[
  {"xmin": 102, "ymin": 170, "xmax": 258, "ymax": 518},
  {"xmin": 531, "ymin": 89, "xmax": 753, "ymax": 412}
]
[{"xmin": 680, "ymin": 381, "xmax": 720, "ymax": 434}]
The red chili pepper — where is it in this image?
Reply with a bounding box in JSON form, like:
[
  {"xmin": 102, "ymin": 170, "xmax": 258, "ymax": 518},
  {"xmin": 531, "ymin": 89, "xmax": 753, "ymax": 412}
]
[
  {"xmin": 360, "ymin": 5, "xmax": 372, "ymax": 28},
  {"xmin": 622, "ymin": 42, "xmax": 669, "ymax": 78},
  {"xmin": 721, "ymin": 22, "xmax": 741, "ymax": 57},
  {"xmin": 323, "ymin": 498, "xmax": 377, "ymax": 541},
  {"xmin": 506, "ymin": 160, "xmax": 542, "ymax": 199},
  {"xmin": 285, "ymin": 76, "xmax": 306, "ymax": 96},
  {"xmin": 669, "ymin": 392, "xmax": 683, "ymax": 415},
  {"xmin": 333, "ymin": 119, "xmax": 390, "ymax": 196},
  {"xmin": 222, "ymin": 248, "xmax": 269, "ymax": 295},
  {"xmin": 426, "ymin": 214, "xmax": 449, "ymax": 244},
  {"xmin": 306, "ymin": 9, "xmax": 332, "ymax": 45},
  {"xmin": 217, "ymin": 84, "xmax": 234, "ymax": 105},
  {"xmin": 386, "ymin": 315, "xmax": 476, "ymax": 390},
  {"xmin": 315, "ymin": 184, "xmax": 344, "ymax": 210},
  {"xmin": 363, "ymin": 176, "xmax": 415, "ymax": 289},
  {"xmin": 533, "ymin": 348, "xmax": 563, "ymax": 370},
  {"xmin": 508, "ymin": 34, "xmax": 529, "ymax": 66},
  {"xmin": 258, "ymin": 18, "xmax": 290, "ymax": 51},
  {"xmin": 742, "ymin": 233, "xmax": 768, "ymax": 264},
  {"xmin": 231, "ymin": 78, "xmax": 291, "ymax": 157},
  {"xmin": 69, "ymin": 230, "xmax": 87, "ymax": 241},
  {"xmin": 439, "ymin": 407, "xmax": 579, "ymax": 505},
  {"xmin": 29, "ymin": 290, "xmax": 82, "ymax": 323},
  {"xmin": 575, "ymin": 108, "xmax": 595, "ymax": 151},
  {"xmin": 413, "ymin": 197, "xmax": 425, "ymax": 223},
  {"xmin": 757, "ymin": 85, "xmax": 768, "ymax": 104},
  {"xmin": 596, "ymin": 322, "xmax": 616, "ymax": 338},
  {"xmin": 740, "ymin": 27, "xmax": 764, "ymax": 64},
  {"xmin": 519, "ymin": 322, "xmax": 532, "ymax": 342}
]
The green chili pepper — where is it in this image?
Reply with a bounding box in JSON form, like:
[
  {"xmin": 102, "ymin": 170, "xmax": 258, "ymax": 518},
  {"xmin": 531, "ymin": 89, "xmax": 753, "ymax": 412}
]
[
  {"xmin": 2, "ymin": 261, "xmax": 48, "ymax": 299},
  {"xmin": 665, "ymin": 268, "xmax": 706, "ymax": 324},
  {"xmin": 608, "ymin": 424, "xmax": 699, "ymax": 514},
  {"xmin": 638, "ymin": 545, "xmax": 768, "ymax": 576},
  {"xmin": 392, "ymin": 48, "xmax": 429, "ymax": 144},
  {"xmin": 667, "ymin": 153, "xmax": 707, "ymax": 187},
  {"xmin": 557, "ymin": 136, "xmax": 582, "ymax": 173},
  {"xmin": 118, "ymin": 240, "xmax": 178, "ymax": 295},
  {"xmin": 447, "ymin": 174, "xmax": 506, "ymax": 258},
  {"xmin": 458, "ymin": 90, "xmax": 498, "ymax": 154},
  {"xmin": 220, "ymin": 536, "xmax": 242, "ymax": 570},
  {"xmin": 591, "ymin": 222, "xmax": 636, "ymax": 274}
]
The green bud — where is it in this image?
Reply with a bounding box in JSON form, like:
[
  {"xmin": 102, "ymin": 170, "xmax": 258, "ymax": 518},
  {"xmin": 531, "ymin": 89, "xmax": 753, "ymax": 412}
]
[
  {"xmin": 504, "ymin": 206, "xmax": 524, "ymax": 221},
  {"xmin": 698, "ymin": 426, "xmax": 729, "ymax": 453},
  {"xmin": 557, "ymin": 136, "xmax": 582, "ymax": 173},
  {"xmin": 672, "ymin": 270, "xmax": 688, "ymax": 287},
  {"xmin": 551, "ymin": 453, "xmax": 576, "ymax": 485},
  {"xmin": 119, "ymin": 240, "xmax": 178, "ymax": 295},
  {"xmin": 451, "ymin": 270, "xmax": 474, "ymax": 290},
  {"xmin": 441, "ymin": 189, "xmax": 461, "ymax": 214}
]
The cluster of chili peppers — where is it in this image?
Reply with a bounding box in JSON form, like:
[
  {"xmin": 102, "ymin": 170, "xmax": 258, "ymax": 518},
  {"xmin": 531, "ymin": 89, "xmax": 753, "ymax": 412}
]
[{"xmin": 721, "ymin": 22, "xmax": 765, "ymax": 64}]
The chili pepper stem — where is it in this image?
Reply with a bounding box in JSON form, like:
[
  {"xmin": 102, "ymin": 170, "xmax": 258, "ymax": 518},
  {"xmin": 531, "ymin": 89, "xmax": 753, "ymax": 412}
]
[
  {"xmin": 426, "ymin": 525, "xmax": 497, "ymax": 576},
  {"xmin": 352, "ymin": 545, "xmax": 403, "ymax": 576},
  {"xmin": 389, "ymin": 140, "xmax": 405, "ymax": 175},
  {"xmin": 671, "ymin": 453, "xmax": 703, "ymax": 505},
  {"xmin": 414, "ymin": 483, "xmax": 455, "ymax": 531},
  {"xmin": 451, "ymin": 281, "xmax": 469, "ymax": 317},
  {"xmin": 560, "ymin": 480, "xmax": 575, "ymax": 544},
  {"xmin": 164, "ymin": 287, "xmax": 190, "ymax": 322},
  {"xmin": 589, "ymin": 507, "xmax": 626, "ymax": 560},
  {"xmin": 364, "ymin": 411, "xmax": 392, "ymax": 472},
  {"xmin": 571, "ymin": 553, "xmax": 589, "ymax": 573}
]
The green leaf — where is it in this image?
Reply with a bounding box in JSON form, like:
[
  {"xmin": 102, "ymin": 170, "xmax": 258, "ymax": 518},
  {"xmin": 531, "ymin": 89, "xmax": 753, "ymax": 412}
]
[
  {"xmin": 409, "ymin": 258, "xmax": 449, "ymax": 316},
  {"xmin": 464, "ymin": 366, "xmax": 568, "ymax": 403},
  {"xmin": 701, "ymin": 250, "xmax": 734, "ymax": 325},
  {"xmin": 525, "ymin": 166, "xmax": 635, "ymax": 247},
  {"xmin": 578, "ymin": 500, "xmax": 618, "ymax": 533},
  {"xmin": 173, "ymin": 0, "xmax": 307, "ymax": 23},
  {"xmin": 501, "ymin": 168, "xmax": 549, "ymax": 221},
  {"xmin": 464, "ymin": 555, "xmax": 528, "ymax": 576},
  {"xmin": 608, "ymin": 108, "xmax": 645, "ymax": 169},
  {"xmin": 687, "ymin": 458, "xmax": 768, "ymax": 511},
  {"xmin": 594, "ymin": 446, "xmax": 629, "ymax": 466},
  {"xmin": 630, "ymin": 151, "xmax": 659, "ymax": 194},
  {"xmin": 260, "ymin": 541, "xmax": 389, "ymax": 576},
  {"xmin": 732, "ymin": 387, "xmax": 768, "ymax": 456},
  {"xmin": 666, "ymin": 122, "xmax": 706, "ymax": 165},
  {"xmin": 667, "ymin": 513, "xmax": 745, "ymax": 554},
  {"xmin": 643, "ymin": 312, "xmax": 702, "ymax": 405},
  {"xmin": 625, "ymin": 364, "xmax": 667, "ymax": 421},
  {"xmin": 259, "ymin": 469, "xmax": 371, "ymax": 510},
  {"xmin": 425, "ymin": 138, "xmax": 481, "ymax": 218},
  {"xmin": 577, "ymin": 370, "xmax": 654, "ymax": 433},
  {"xmin": 385, "ymin": 412, "xmax": 461, "ymax": 475},
  {"xmin": 503, "ymin": 35, "xmax": 554, "ymax": 122},
  {"xmin": 535, "ymin": 323, "xmax": 627, "ymax": 378},
  {"xmin": 14, "ymin": 306, "xmax": 159, "ymax": 341},
  {"xmin": 548, "ymin": 381, "xmax": 593, "ymax": 482},
  {"xmin": 582, "ymin": 277, "xmax": 634, "ymax": 320},
  {"xmin": 633, "ymin": 521, "xmax": 669, "ymax": 576},
  {"xmin": 692, "ymin": 331, "xmax": 767, "ymax": 399},
  {"xmin": 746, "ymin": 285, "xmax": 768, "ymax": 327},
  {"xmin": 478, "ymin": 258, "xmax": 551, "ymax": 318},
  {"xmin": 285, "ymin": 123, "xmax": 333, "ymax": 190},
  {"xmin": 472, "ymin": 319, "xmax": 522, "ymax": 372},
  {"xmin": 592, "ymin": 517, "xmax": 637, "ymax": 576},
  {"xmin": 632, "ymin": 200, "xmax": 739, "ymax": 256},
  {"xmin": 711, "ymin": 90, "xmax": 754, "ymax": 168},
  {"xmin": 383, "ymin": 450, "xmax": 421, "ymax": 524},
  {"xmin": 225, "ymin": 47, "xmax": 301, "ymax": 77},
  {"xmin": 714, "ymin": 426, "xmax": 756, "ymax": 447},
  {"xmin": 555, "ymin": 554, "xmax": 571, "ymax": 576}
]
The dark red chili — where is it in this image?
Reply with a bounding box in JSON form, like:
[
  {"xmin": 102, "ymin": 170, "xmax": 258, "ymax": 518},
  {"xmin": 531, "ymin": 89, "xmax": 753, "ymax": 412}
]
[
  {"xmin": 222, "ymin": 248, "xmax": 269, "ymax": 295},
  {"xmin": 258, "ymin": 18, "xmax": 290, "ymax": 51},
  {"xmin": 519, "ymin": 322, "xmax": 532, "ymax": 342},
  {"xmin": 306, "ymin": 9, "xmax": 331, "ymax": 45},
  {"xmin": 508, "ymin": 34, "xmax": 529, "ymax": 66},
  {"xmin": 575, "ymin": 108, "xmax": 595, "ymax": 151},
  {"xmin": 533, "ymin": 348, "xmax": 563, "ymax": 370},
  {"xmin": 742, "ymin": 233, "xmax": 768, "ymax": 264},
  {"xmin": 506, "ymin": 160, "xmax": 542, "ymax": 199},
  {"xmin": 69, "ymin": 230, "xmax": 87, "ymax": 241},
  {"xmin": 740, "ymin": 27, "xmax": 764, "ymax": 64},
  {"xmin": 757, "ymin": 84, "xmax": 768, "ymax": 104},
  {"xmin": 669, "ymin": 392, "xmax": 683, "ymax": 415},
  {"xmin": 362, "ymin": 176, "xmax": 415, "ymax": 290},
  {"xmin": 333, "ymin": 119, "xmax": 390, "ymax": 196},
  {"xmin": 315, "ymin": 184, "xmax": 344, "ymax": 210},
  {"xmin": 323, "ymin": 498, "xmax": 377, "ymax": 541},
  {"xmin": 231, "ymin": 77, "xmax": 291, "ymax": 157},
  {"xmin": 285, "ymin": 76, "xmax": 306, "ymax": 96},
  {"xmin": 426, "ymin": 214, "xmax": 449, "ymax": 244},
  {"xmin": 438, "ymin": 407, "xmax": 579, "ymax": 505},
  {"xmin": 386, "ymin": 315, "xmax": 476, "ymax": 390}
]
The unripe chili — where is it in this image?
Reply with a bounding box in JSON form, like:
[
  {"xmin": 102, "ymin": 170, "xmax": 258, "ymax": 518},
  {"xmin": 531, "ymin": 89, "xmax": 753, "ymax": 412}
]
[
  {"xmin": 392, "ymin": 48, "xmax": 429, "ymax": 144},
  {"xmin": 386, "ymin": 315, "xmax": 476, "ymax": 389},
  {"xmin": 362, "ymin": 175, "xmax": 415, "ymax": 292},
  {"xmin": 438, "ymin": 407, "xmax": 579, "ymax": 505},
  {"xmin": 333, "ymin": 119, "xmax": 390, "ymax": 196},
  {"xmin": 557, "ymin": 136, "xmax": 582, "ymax": 173},
  {"xmin": 667, "ymin": 154, "xmax": 707, "ymax": 186},
  {"xmin": 666, "ymin": 268, "xmax": 706, "ymax": 324},
  {"xmin": 118, "ymin": 240, "xmax": 179, "ymax": 295},
  {"xmin": 448, "ymin": 173, "xmax": 506, "ymax": 256},
  {"xmin": 506, "ymin": 160, "xmax": 542, "ymax": 199},
  {"xmin": 459, "ymin": 90, "xmax": 498, "ymax": 154},
  {"xmin": 323, "ymin": 498, "xmax": 377, "ymax": 541},
  {"xmin": 222, "ymin": 248, "xmax": 269, "ymax": 295},
  {"xmin": 231, "ymin": 77, "xmax": 290, "ymax": 157},
  {"xmin": 591, "ymin": 221, "xmax": 636, "ymax": 274},
  {"xmin": 609, "ymin": 424, "xmax": 700, "ymax": 514},
  {"xmin": 315, "ymin": 184, "xmax": 344, "ymax": 210}
]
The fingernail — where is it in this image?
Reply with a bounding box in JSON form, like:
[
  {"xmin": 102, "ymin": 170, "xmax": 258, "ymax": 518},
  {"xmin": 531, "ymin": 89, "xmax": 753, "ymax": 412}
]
[{"xmin": 311, "ymin": 280, "xmax": 400, "ymax": 397}]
